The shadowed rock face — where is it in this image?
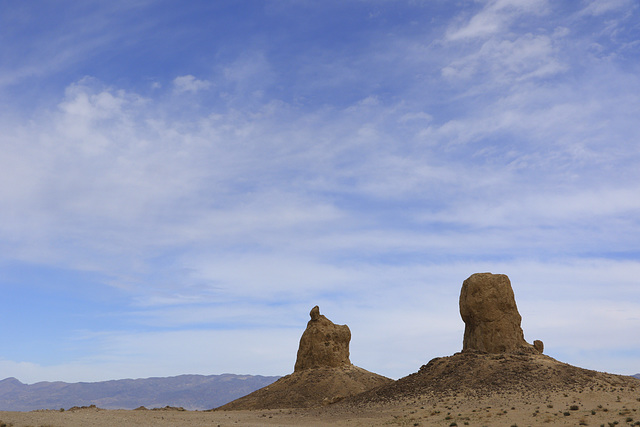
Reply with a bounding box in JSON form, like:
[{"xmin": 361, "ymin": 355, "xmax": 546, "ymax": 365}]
[
  {"xmin": 460, "ymin": 273, "xmax": 541, "ymax": 354},
  {"xmin": 294, "ymin": 306, "xmax": 351, "ymax": 371}
]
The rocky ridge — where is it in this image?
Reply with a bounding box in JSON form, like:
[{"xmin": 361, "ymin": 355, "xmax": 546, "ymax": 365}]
[{"xmin": 349, "ymin": 351, "xmax": 638, "ymax": 405}]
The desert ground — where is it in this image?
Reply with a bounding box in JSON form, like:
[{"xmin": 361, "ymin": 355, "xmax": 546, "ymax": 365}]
[{"xmin": 1, "ymin": 387, "xmax": 639, "ymax": 426}]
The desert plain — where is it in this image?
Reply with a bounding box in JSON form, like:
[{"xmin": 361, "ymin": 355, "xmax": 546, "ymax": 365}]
[{"xmin": 1, "ymin": 386, "xmax": 639, "ymax": 426}]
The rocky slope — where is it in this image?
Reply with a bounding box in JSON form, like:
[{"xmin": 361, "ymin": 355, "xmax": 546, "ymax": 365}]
[{"xmin": 348, "ymin": 350, "xmax": 639, "ymax": 405}]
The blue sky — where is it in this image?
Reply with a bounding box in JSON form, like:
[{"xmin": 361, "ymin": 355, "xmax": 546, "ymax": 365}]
[{"xmin": 1, "ymin": 0, "xmax": 639, "ymax": 384}]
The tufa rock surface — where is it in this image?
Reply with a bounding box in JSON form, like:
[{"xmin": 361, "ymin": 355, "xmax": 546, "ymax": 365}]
[
  {"xmin": 218, "ymin": 306, "xmax": 391, "ymax": 410},
  {"xmin": 533, "ymin": 339, "xmax": 544, "ymax": 353},
  {"xmin": 294, "ymin": 306, "xmax": 351, "ymax": 371},
  {"xmin": 459, "ymin": 272, "xmax": 541, "ymax": 354},
  {"xmin": 349, "ymin": 350, "xmax": 640, "ymax": 404}
]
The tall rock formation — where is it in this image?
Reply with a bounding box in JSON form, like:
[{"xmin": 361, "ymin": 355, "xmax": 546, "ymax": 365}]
[
  {"xmin": 350, "ymin": 272, "xmax": 639, "ymax": 406},
  {"xmin": 459, "ymin": 272, "xmax": 541, "ymax": 354},
  {"xmin": 218, "ymin": 306, "xmax": 391, "ymax": 410},
  {"xmin": 295, "ymin": 305, "xmax": 351, "ymax": 371}
]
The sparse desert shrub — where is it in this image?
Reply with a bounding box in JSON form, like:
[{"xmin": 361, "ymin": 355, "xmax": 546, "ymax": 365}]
[
  {"xmin": 564, "ymin": 411, "xmax": 571, "ymax": 416},
  {"xmin": 571, "ymin": 405, "xmax": 580, "ymax": 410}
]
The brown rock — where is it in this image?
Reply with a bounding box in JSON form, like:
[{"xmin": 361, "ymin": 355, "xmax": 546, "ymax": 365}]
[
  {"xmin": 460, "ymin": 273, "xmax": 541, "ymax": 353},
  {"xmin": 218, "ymin": 306, "xmax": 391, "ymax": 410},
  {"xmin": 294, "ymin": 306, "xmax": 351, "ymax": 371}
]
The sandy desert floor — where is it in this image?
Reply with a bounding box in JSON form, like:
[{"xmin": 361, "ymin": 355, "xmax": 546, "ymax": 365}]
[{"xmin": 2, "ymin": 388, "xmax": 639, "ymax": 426}]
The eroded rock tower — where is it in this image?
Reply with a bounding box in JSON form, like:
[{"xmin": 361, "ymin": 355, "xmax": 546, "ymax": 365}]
[
  {"xmin": 294, "ymin": 305, "xmax": 351, "ymax": 371},
  {"xmin": 459, "ymin": 272, "xmax": 542, "ymax": 354}
]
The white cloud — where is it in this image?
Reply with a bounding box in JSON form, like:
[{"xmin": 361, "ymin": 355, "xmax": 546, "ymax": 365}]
[
  {"xmin": 219, "ymin": 51, "xmax": 274, "ymax": 100},
  {"xmin": 446, "ymin": 0, "xmax": 549, "ymax": 41},
  {"xmin": 442, "ymin": 34, "xmax": 566, "ymax": 84},
  {"xmin": 172, "ymin": 74, "xmax": 211, "ymax": 93},
  {"xmin": 399, "ymin": 112, "xmax": 433, "ymax": 123},
  {"xmin": 3, "ymin": 62, "xmax": 639, "ymax": 278},
  {"xmin": 580, "ymin": 0, "xmax": 634, "ymax": 16}
]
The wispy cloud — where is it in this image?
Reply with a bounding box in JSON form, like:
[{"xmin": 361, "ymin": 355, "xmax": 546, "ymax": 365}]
[
  {"xmin": 445, "ymin": 0, "xmax": 549, "ymax": 41},
  {"xmin": 442, "ymin": 33, "xmax": 567, "ymax": 83},
  {"xmin": 173, "ymin": 75, "xmax": 212, "ymax": 93},
  {"xmin": 580, "ymin": 0, "xmax": 635, "ymax": 16}
]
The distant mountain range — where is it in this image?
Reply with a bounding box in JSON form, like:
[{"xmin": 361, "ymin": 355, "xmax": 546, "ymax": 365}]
[
  {"xmin": 0, "ymin": 374, "xmax": 280, "ymax": 411},
  {"xmin": 3, "ymin": 372, "xmax": 637, "ymax": 412}
]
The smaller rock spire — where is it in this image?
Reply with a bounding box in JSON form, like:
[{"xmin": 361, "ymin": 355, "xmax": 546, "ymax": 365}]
[{"xmin": 294, "ymin": 306, "xmax": 351, "ymax": 371}]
